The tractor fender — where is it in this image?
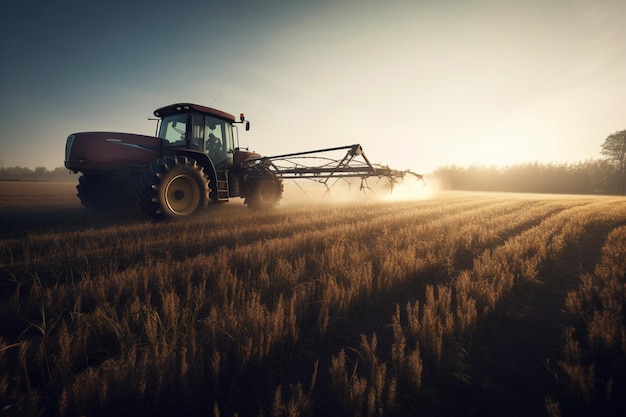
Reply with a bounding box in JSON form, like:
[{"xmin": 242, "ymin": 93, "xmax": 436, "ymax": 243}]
[{"xmin": 233, "ymin": 149, "xmax": 262, "ymax": 166}]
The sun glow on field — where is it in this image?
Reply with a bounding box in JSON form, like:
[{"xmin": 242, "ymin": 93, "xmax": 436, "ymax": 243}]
[
  {"xmin": 280, "ymin": 179, "xmax": 373, "ymax": 206},
  {"xmin": 280, "ymin": 172, "xmax": 435, "ymax": 206},
  {"xmin": 383, "ymin": 176, "xmax": 438, "ymax": 202}
]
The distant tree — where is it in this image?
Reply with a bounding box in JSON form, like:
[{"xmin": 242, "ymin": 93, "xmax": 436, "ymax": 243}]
[
  {"xmin": 601, "ymin": 129, "xmax": 626, "ymax": 194},
  {"xmin": 0, "ymin": 165, "xmax": 74, "ymax": 181},
  {"xmin": 431, "ymin": 160, "xmax": 615, "ymax": 194},
  {"xmin": 1, "ymin": 166, "xmax": 33, "ymax": 178},
  {"xmin": 49, "ymin": 166, "xmax": 71, "ymax": 179}
]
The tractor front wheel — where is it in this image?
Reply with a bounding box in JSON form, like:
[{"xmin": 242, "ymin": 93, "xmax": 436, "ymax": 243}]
[{"xmin": 137, "ymin": 155, "xmax": 210, "ymax": 218}]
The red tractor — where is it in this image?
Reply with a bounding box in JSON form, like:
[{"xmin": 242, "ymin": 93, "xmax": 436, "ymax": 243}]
[{"xmin": 65, "ymin": 103, "xmax": 283, "ymax": 217}]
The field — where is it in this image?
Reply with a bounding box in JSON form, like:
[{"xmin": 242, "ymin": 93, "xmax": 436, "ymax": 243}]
[{"xmin": 1, "ymin": 181, "xmax": 625, "ymax": 416}]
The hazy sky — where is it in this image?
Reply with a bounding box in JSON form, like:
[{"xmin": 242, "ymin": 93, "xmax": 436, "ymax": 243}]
[{"xmin": 1, "ymin": 0, "xmax": 624, "ymax": 174}]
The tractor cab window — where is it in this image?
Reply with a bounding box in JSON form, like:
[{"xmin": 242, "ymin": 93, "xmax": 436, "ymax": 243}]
[
  {"xmin": 190, "ymin": 114, "xmax": 204, "ymax": 151},
  {"xmin": 204, "ymin": 115, "xmax": 234, "ymax": 166},
  {"xmin": 158, "ymin": 114, "xmax": 189, "ymax": 146}
]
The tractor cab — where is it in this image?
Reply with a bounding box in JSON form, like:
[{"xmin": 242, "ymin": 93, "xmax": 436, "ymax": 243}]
[{"xmin": 154, "ymin": 103, "xmax": 237, "ymax": 167}]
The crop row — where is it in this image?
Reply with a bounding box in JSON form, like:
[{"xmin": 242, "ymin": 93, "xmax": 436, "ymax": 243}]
[{"xmin": 547, "ymin": 225, "xmax": 626, "ymax": 416}]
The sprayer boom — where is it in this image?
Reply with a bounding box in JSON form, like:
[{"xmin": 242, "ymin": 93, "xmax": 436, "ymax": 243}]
[{"xmin": 252, "ymin": 144, "xmax": 423, "ymax": 190}]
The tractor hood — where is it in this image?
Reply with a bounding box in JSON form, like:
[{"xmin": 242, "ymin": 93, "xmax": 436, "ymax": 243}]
[{"xmin": 65, "ymin": 132, "xmax": 161, "ymax": 172}]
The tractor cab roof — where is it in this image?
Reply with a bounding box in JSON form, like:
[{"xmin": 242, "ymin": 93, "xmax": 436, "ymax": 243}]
[{"xmin": 153, "ymin": 103, "xmax": 236, "ymax": 122}]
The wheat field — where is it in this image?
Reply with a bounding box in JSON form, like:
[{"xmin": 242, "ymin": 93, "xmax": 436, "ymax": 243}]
[{"xmin": 1, "ymin": 181, "xmax": 625, "ymax": 416}]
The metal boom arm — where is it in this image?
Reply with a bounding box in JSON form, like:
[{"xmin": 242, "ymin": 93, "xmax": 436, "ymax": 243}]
[{"xmin": 247, "ymin": 144, "xmax": 423, "ymax": 191}]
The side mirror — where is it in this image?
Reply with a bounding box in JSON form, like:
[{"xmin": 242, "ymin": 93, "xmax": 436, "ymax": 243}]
[{"xmin": 245, "ymin": 121, "xmax": 250, "ymax": 131}]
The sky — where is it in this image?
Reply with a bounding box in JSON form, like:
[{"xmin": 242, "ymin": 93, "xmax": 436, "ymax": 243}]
[{"xmin": 1, "ymin": 0, "xmax": 624, "ymax": 174}]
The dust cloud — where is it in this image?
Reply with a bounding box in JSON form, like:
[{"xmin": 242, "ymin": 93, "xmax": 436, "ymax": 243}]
[{"xmin": 278, "ymin": 172, "xmax": 436, "ymax": 208}]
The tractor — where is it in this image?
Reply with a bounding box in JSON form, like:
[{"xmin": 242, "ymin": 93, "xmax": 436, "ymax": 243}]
[
  {"xmin": 65, "ymin": 103, "xmax": 282, "ymax": 217},
  {"xmin": 65, "ymin": 102, "xmax": 423, "ymax": 218}
]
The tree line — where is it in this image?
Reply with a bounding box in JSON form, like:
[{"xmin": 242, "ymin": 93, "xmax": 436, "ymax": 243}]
[
  {"xmin": 433, "ymin": 129, "xmax": 626, "ymax": 195},
  {"xmin": 0, "ymin": 166, "xmax": 73, "ymax": 181},
  {"xmin": 431, "ymin": 159, "xmax": 621, "ymax": 195}
]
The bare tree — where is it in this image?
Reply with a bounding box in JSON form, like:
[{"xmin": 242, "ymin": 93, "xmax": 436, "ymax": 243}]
[{"xmin": 601, "ymin": 129, "xmax": 626, "ymax": 194}]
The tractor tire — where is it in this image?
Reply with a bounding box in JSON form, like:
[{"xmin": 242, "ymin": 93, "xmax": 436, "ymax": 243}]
[
  {"xmin": 137, "ymin": 155, "xmax": 211, "ymax": 218},
  {"xmin": 76, "ymin": 172, "xmax": 136, "ymax": 210},
  {"xmin": 242, "ymin": 165, "xmax": 283, "ymax": 211}
]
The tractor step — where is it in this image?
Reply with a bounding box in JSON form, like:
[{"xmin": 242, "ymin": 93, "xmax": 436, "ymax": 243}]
[{"xmin": 215, "ymin": 170, "xmax": 229, "ymax": 201}]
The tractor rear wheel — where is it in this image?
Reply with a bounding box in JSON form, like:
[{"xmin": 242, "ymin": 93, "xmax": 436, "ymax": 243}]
[
  {"xmin": 137, "ymin": 155, "xmax": 210, "ymax": 218},
  {"xmin": 242, "ymin": 165, "xmax": 283, "ymax": 211},
  {"xmin": 77, "ymin": 172, "xmax": 135, "ymax": 210}
]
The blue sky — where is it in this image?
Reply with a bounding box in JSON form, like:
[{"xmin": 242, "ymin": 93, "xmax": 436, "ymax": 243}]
[{"xmin": 1, "ymin": 0, "xmax": 624, "ymax": 174}]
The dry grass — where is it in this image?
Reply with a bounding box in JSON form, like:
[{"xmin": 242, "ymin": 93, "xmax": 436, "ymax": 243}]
[
  {"xmin": 1, "ymin": 182, "xmax": 625, "ymax": 416},
  {"xmin": 547, "ymin": 225, "xmax": 626, "ymax": 416}
]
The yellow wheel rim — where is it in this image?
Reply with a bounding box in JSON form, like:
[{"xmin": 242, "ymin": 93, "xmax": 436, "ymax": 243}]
[{"xmin": 164, "ymin": 174, "xmax": 200, "ymax": 216}]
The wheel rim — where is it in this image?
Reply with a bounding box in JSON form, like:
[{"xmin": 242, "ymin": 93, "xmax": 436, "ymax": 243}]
[{"xmin": 164, "ymin": 174, "xmax": 200, "ymax": 216}]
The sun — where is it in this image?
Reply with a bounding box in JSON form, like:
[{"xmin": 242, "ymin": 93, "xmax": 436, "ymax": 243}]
[{"xmin": 464, "ymin": 132, "xmax": 536, "ymax": 168}]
